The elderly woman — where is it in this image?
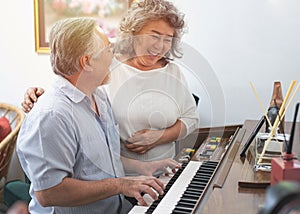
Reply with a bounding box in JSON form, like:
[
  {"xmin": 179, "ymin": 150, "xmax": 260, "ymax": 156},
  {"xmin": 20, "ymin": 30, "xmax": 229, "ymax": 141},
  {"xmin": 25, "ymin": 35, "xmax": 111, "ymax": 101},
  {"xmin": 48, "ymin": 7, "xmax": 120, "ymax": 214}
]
[
  {"xmin": 22, "ymin": 0, "xmax": 199, "ymax": 175},
  {"xmin": 109, "ymin": 0, "xmax": 199, "ymax": 168}
]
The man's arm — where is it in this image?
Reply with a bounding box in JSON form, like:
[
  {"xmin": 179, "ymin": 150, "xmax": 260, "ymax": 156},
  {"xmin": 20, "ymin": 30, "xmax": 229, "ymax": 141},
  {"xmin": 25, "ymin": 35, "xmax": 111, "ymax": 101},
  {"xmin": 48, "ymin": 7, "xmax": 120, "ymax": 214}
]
[
  {"xmin": 19, "ymin": 109, "xmax": 164, "ymax": 207},
  {"xmin": 35, "ymin": 176, "xmax": 164, "ymax": 207}
]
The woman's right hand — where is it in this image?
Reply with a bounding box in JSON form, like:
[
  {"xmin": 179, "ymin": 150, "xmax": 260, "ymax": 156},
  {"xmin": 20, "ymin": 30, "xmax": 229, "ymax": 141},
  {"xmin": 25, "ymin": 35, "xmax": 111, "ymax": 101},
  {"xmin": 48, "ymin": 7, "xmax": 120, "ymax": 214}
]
[{"xmin": 21, "ymin": 87, "xmax": 45, "ymax": 113}]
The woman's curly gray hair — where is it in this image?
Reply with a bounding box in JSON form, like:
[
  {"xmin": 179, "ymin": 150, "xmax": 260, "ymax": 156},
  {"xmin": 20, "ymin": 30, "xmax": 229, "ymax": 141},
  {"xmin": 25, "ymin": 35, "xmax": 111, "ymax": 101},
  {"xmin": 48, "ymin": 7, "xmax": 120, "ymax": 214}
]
[{"xmin": 115, "ymin": 0, "xmax": 186, "ymax": 60}]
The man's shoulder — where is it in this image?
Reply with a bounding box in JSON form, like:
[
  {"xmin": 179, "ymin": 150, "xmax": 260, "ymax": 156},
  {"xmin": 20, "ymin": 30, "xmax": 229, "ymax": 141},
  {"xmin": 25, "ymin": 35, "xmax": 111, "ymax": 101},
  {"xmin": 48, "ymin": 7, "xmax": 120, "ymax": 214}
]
[{"xmin": 28, "ymin": 89, "xmax": 73, "ymax": 120}]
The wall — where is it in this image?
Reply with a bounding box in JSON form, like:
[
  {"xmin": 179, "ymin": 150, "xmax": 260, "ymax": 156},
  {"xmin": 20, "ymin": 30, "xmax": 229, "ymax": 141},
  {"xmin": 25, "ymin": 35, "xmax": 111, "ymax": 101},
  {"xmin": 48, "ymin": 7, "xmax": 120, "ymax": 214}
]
[
  {"xmin": 1, "ymin": 0, "xmax": 300, "ymax": 180},
  {"xmin": 172, "ymin": 0, "xmax": 300, "ymax": 127},
  {"xmin": 0, "ymin": 1, "xmax": 55, "ymax": 181}
]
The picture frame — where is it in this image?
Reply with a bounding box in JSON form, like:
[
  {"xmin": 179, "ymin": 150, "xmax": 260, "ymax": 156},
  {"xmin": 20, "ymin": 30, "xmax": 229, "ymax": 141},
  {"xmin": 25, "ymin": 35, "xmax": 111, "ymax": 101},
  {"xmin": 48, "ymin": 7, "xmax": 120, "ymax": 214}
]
[{"xmin": 34, "ymin": 0, "xmax": 130, "ymax": 54}]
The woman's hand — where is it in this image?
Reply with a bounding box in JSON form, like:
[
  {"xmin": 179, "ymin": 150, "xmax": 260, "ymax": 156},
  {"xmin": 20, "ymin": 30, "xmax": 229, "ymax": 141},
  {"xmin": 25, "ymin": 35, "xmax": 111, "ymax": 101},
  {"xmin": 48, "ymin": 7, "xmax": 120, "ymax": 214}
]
[
  {"xmin": 125, "ymin": 129, "xmax": 164, "ymax": 154},
  {"xmin": 138, "ymin": 158, "xmax": 181, "ymax": 176},
  {"xmin": 125, "ymin": 121, "xmax": 186, "ymax": 154},
  {"xmin": 21, "ymin": 87, "xmax": 44, "ymax": 113}
]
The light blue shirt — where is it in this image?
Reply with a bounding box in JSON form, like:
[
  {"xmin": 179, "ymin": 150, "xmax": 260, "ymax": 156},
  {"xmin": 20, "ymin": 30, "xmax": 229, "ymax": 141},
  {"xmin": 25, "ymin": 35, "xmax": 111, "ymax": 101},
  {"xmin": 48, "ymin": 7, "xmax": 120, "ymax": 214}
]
[{"xmin": 17, "ymin": 76, "xmax": 127, "ymax": 214}]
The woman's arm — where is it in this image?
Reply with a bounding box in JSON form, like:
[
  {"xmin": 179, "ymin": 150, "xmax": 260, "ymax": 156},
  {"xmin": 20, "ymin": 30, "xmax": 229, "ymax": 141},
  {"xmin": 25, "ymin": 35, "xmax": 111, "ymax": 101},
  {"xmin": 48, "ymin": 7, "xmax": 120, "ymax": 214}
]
[
  {"xmin": 125, "ymin": 120, "xmax": 186, "ymax": 154},
  {"xmin": 121, "ymin": 155, "xmax": 181, "ymax": 176}
]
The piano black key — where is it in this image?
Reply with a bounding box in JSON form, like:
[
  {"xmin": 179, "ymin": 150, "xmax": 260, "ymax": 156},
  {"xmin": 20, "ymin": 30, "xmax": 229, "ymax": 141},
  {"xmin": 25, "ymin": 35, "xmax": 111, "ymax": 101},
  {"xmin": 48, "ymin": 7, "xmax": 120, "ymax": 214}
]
[
  {"xmin": 200, "ymin": 163, "xmax": 218, "ymax": 170},
  {"xmin": 157, "ymin": 195, "xmax": 164, "ymax": 200},
  {"xmin": 184, "ymin": 190, "xmax": 203, "ymax": 197},
  {"xmin": 145, "ymin": 209, "xmax": 154, "ymax": 213},
  {"xmin": 177, "ymin": 201, "xmax": 196, "ymax": 208},
  {"xmin": 172, "ymin": 205, "xmax": 194, "ymax": 212},
  {"xmin": 192, "ymin": 177, "xmax": 209, "ymax": 183},
  {"xmin": 185, "ymin": 187, "xmax": 205, "ymax": 193},
  {"xmin": 146, "ymin": 205, "xmax": 157, "ymax": 213},
  {"xmin": 190, "ymin": 180, "xmax": 208, "ymax": 186},
  {"xmin": 181, "ymin": 193, "xmax": 202, "ymax": 199},
  {"xmin": 188, "ymin": 183, "xmax": 206, "ymax": 189},
  {"xmin": 185, "ymin": 189, "xmax": 204, "ymax": 195},
  {"xmin": 199, "ymin": 165, "xmax": 215, "ymax": 170},
  {"xmin": 196, "ymin": 169, "xmax": 214, "ymax": 175},
  {"xmin": 194, "ymin": 174, "xmax": 212, "ymax": 180},
  {"xmin": 172, "ymin": 209, "xmax": 191, "ymax": 214},
  {"xmin": 203, "ymin": 163, "xmax": 217, "ymax": 167},
  {"xmin": 152, "ymin": 201, "xmax": 160, "ymax": 206},
  {"xmin": 185, "ymin": 187, "xmax": 204, "ymax": 193},
  {"xmin": 178, "ymin": 197, "xmax": 199, "ymax": 204},
  {"xmin": 192, "ymin": 179, "xmax": 209, "ymax": 185}
]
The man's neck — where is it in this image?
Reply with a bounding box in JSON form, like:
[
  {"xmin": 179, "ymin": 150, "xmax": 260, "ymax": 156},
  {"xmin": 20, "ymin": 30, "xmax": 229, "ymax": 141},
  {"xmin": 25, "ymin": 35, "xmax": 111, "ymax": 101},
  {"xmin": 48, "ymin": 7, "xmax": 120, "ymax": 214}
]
[{"xmin": 64, "ymin": 73, "xmax": 99, "ymax": 115}]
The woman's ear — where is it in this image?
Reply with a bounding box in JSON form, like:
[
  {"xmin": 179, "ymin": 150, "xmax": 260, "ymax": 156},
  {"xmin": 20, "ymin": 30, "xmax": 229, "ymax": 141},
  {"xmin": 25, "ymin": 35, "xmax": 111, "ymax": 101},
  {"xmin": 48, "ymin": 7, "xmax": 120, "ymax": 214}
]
[{"xmin": 80, "ymin": 56, "xmax": 93, "ymax": 72}]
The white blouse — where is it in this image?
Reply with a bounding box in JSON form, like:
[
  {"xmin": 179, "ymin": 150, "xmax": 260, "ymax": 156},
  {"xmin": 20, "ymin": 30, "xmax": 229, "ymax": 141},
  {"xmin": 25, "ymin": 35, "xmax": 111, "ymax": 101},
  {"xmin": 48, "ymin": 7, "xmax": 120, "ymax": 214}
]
[{"xmin": 106, "ymin": 58, "xmax": 199, "ymax": 163}]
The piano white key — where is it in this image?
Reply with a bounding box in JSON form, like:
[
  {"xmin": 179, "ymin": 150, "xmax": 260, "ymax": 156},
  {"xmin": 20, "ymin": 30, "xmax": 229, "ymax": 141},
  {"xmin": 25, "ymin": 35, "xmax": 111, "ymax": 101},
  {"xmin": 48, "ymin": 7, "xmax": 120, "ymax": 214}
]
[
  {"xmin": 128, "ymin": 205, "xmax": 148, "ymax": 214},
  {"xmin": 152, "ymin": 161, "xmax": 202, "ymax": 214}
]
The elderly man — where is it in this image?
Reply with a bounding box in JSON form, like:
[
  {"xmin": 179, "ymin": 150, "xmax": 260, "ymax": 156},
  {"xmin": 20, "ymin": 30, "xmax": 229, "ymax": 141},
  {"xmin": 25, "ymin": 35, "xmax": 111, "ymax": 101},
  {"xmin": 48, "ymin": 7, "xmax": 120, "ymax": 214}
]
[{"xmin": 17, "ymin": 17, "xmax": 178, "ymax": 214}]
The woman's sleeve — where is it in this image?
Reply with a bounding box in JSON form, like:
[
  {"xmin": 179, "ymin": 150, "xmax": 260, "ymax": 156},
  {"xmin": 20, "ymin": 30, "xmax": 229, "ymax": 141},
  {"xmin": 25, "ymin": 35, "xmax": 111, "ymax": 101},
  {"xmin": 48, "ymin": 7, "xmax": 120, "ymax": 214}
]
[{"xmin": 176, "ymin": 65, "xmax": 200, "ymax": 137}]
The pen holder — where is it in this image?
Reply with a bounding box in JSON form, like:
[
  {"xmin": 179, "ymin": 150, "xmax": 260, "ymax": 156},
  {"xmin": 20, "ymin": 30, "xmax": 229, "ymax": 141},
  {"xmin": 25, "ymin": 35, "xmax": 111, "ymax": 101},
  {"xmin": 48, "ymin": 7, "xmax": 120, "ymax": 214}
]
[{"xmin": 254, "ymin": 132, "xmax": 290, "ymax": 172}]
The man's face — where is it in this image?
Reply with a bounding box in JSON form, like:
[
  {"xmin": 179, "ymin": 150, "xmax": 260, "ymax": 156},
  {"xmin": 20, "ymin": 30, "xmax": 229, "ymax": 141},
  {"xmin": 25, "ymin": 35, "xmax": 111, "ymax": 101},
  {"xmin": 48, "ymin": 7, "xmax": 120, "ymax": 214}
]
[{"xmin": 89, "ymin": 27, "xmax": 114, "ymax": 85}]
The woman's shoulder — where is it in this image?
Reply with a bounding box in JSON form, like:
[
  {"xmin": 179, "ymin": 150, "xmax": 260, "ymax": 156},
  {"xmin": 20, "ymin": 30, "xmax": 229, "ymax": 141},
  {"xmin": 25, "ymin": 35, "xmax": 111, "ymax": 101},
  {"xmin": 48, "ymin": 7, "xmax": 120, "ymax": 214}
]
[
  {"xmin": 167, "ymin": 60, "xmax": 181, "ymax": 69},
  {"xmin": 165, "ymin": 61, "xmax": 185, "ymax": 77}
]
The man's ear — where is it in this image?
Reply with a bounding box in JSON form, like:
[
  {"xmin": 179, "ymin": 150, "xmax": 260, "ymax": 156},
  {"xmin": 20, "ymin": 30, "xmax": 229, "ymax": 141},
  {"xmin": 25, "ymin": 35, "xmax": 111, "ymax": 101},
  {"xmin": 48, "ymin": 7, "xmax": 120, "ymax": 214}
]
[{"xmin": 80, "ymin": 56, "xmax": 93, "ymax": 72}]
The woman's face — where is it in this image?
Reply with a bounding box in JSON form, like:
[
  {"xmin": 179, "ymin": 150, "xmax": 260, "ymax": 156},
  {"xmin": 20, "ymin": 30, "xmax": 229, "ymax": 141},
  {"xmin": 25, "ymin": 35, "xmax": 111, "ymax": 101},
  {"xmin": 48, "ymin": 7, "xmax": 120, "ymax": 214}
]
[{"xmin": 132, "ymin": 19, "xmax": 174, "ymax": 70}]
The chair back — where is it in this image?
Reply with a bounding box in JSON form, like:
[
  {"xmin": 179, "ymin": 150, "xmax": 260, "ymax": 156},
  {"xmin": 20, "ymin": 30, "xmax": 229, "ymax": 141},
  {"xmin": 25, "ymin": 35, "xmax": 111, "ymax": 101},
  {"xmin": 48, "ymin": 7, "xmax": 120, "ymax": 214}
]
[{"xmin": 0, "ymin": 103, "xmax": 24, "ymax": 188}]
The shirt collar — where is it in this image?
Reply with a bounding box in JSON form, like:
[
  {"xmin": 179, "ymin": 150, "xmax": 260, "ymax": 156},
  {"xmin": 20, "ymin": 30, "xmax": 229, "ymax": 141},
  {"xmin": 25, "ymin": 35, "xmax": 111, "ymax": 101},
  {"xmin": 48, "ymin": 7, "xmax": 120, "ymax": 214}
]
[
  {"xmin": 54, "ymin": 75, "xmax": 86, "ymax": 103},
  {"xmin": 53, "ymin": 75, "xmax": 108, "ymax": 104}
]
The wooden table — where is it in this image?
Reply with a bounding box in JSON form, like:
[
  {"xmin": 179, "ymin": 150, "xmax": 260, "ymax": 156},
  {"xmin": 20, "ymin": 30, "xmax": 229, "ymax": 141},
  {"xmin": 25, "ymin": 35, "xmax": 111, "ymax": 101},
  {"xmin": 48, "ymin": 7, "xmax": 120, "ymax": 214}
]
[{"xmin": 197, "ymin": 120, "xmax": 299, "ymax": 214}]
